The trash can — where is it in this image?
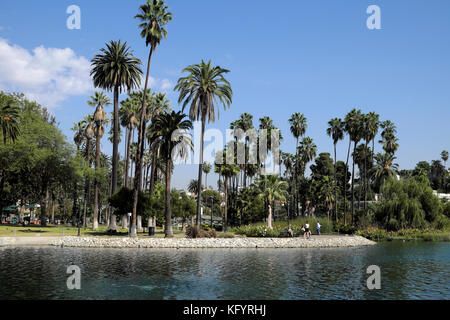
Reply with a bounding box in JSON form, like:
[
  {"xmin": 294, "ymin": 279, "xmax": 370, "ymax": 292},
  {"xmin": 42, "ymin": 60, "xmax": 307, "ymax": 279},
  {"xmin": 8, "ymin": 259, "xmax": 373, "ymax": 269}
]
[{"xmin": 149, "ymin": 226, "xmax": 155, "ymax": 236}]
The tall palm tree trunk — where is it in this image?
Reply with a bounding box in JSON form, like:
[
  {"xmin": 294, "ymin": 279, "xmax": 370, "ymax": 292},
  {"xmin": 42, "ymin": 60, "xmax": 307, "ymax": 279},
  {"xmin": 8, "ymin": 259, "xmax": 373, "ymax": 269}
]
[
  {"xmin": 267, "ymin": 202, "xmax": 273, "ymax": 230},
  {"xmin": 364, "ymin": 140, "xmax": 368, "ymax": 212},
  {"xmin": 93, "ymin": 133, "xmax": 101, "ymax": 230},
  {"xmin": 124, "ymin": 126, "xmax": 131, "ymax": 188},
  {"xmin": 224, "ymin": 177, "xmax": 229, "ymax": 232},
  {"xmin": 131, "ymin": 46, "xmax": 154, "ymax": 237},
  {"xmin": 351, "ymin": 141, "xmax": 357, "ymax": 225},
  {"xmin": 295, "ymin": 137, "xmax": 299, "ymax": 217},
  {"xmin": 195, "ymin": 117, "xmax": 206, "ymax": 227},
  {"xmin": 149, "ymin": 150, "xmax": 158, "ymax": 196},
  {"xmin": 344, "ymin": 139, "xmax": 351, "ymax": 225},
  {"xmin": 111, "ymin": 85, "xmax": 119, "ymax": 195},
  {"xmin": 84, "ymin": 139, "xmax": 91, "ymax": 228},
  {"xmin": 165, "ymin": 158, "xmax": 173, "ymax": 237},
  {"xmin": 334, "ymin": 143, "xmax": 338, "ymax": 222}
]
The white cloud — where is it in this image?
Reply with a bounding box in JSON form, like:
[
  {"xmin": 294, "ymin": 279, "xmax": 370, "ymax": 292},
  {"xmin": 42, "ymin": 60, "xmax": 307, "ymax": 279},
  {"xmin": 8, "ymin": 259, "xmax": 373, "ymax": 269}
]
[
  {"xmin": 0, "ymin": 38, "xmax": 92, "ymax": 108},
  {"xmin": 144, "ymin": 75, "xmax": 174, "ymax": 93}
]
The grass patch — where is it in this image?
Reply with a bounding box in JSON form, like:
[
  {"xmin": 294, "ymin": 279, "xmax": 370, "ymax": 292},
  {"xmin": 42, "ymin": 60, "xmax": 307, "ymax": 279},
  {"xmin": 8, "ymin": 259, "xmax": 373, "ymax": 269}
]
[{"xmin": 356, "ymin": 227, "xmax": 450, "ymax": 242}]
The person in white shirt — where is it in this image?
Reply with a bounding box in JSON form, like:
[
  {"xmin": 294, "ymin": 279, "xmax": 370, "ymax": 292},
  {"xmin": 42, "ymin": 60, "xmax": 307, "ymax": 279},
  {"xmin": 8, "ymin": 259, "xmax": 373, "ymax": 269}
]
[
  {"xmin": 316, "ymin": 222, "xmax": 321, "ymax": 235},
  {"xmin": 305, "ymin": 222, "xmax": 311, "ymax": 239}
]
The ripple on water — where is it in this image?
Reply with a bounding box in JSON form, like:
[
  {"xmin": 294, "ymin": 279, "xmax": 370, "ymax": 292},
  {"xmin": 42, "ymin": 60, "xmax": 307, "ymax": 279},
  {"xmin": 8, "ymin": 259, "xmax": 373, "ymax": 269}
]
[{"xmin": 0, "ymin": 242, "xmax": 448, "ymax": 300}]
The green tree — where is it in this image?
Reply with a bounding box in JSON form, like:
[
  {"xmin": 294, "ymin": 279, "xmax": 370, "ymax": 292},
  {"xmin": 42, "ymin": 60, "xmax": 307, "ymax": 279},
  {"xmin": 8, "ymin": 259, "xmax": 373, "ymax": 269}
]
[
  {"xmin": 87, "ymin": 92, "xmax": 111, "ymax": 230},
  {"xmin": 90, "ymin": 40, "xmax": 143, "ymax": 221},
  {"xmin": 202, "ymin": 162, "xmax": 212, "ymax": 189},
  {"xmin": 214, "ymin": 148, "xmax": 240, "ymax": 232},
  {"xmin": 289, "ymin": 113, "xmax": 307, "ymax": 216},
  {"xmin": 148, "ymin": 111, "xmax": 193, "ymax": 237},
  {"xmin": 0, "ymin": 93, "xmax": 20, "ymax": 144},
  {"xmin": 326, "ymin": 118, "xmax": 344, "ymax": 221},
  {"xmin": 132, "ymin": 0, "xmax": 173, "ymax": 236},
  {"xmin": 344, "ymin": 109, "xmax": 363, "ymax": 223},
  {"xmin": 175, "ymin": 60, "xmax": 233, "ymax": 227},
  {"xmin": 254, "ymin": 175, "xmax": 288, "ymax": 230}
]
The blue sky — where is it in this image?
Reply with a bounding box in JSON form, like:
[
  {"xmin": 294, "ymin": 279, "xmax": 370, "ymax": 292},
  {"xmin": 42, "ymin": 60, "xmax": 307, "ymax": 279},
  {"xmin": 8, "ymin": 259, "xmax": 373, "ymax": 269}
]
[{"xmin": 0, "ymin": 0, "xmax": 449, "ymax": 189}]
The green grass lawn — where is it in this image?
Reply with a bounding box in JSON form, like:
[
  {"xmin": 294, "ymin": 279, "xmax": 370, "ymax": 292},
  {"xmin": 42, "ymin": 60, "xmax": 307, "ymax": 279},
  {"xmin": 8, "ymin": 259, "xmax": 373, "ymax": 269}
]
[{"xmin": 0, "ymin": 224, "xmax": 187, "ymax": 238}]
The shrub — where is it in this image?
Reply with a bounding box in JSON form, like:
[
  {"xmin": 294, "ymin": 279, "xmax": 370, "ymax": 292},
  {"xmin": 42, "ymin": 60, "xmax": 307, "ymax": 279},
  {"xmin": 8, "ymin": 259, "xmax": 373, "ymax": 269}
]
[
  {"xmin": 185, "ymin": 226, "xmax": 217, "ymax": 238},
  {"xmin": 333, "ymin": 222, "xmax": 357, "ymax": 234},
  {"xmin": 218, "ymin": 232, "xmax": 235, "ymax": 238},
  {"xmin": 433, "ymin": 215, "xmax": 450, "ymax": 230},
  {"xmin": 443, "ymin": 202, "xmax": 450, "ymax": 218},
  {"xmin": 356, "ymin": 227, "xmax": 388, "ymax": 240}
]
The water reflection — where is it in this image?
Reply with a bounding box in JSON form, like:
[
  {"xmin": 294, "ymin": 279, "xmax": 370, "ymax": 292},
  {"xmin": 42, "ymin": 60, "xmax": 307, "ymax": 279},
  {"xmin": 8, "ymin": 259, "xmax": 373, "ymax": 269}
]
[{"xmin": 0, "ymin": 242, "xmax": 448, "ymax": 300}]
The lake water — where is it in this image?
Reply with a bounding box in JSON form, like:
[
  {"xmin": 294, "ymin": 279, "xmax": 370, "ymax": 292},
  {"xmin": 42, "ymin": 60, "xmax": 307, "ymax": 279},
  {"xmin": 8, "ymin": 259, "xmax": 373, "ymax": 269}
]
[{"xmin": 0, "ymin": 241, "xmax": 448, "ymax": 300}]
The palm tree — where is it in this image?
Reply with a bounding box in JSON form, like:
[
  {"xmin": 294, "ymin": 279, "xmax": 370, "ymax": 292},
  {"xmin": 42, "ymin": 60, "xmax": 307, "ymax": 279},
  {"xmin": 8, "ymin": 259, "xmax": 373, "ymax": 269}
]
[
  {"xmin": 299, "ymin": 137, "xmax": 317, "ymax": 165},
  {"xmin": 363, "ymin": 113, "xmax": 379, "ymax": 211},
  {"xmin": 87, "ymin": 92, "xmax": 111, "ymax": 230},
  {"xmin": 90, "ymin": 40, "xmax": 143, "ymax": 232},
  {"xmin": 366, "ymin": 112, "xmax": 380, "ymax": 155},
  {"xmin": 214, "ymin": 148, "xmax": 240, "ymax": 232},
  {"xmin": 254, "ymin": 175, "xmax": 288, "ymax": 230},
  {"xmin": 148, "ymin": 111, "xmax": 193, "ymax": 237},
  {"xmin": 119, "ymin": 96, "xmax": 139, "ymax": 188},
  {"xmin": 326, "ymin": 118, "xmax": 344, "ymax": 222},
  {"xmin": 344, "ymin": 109, "xmax": 363, "ymax": 224},
  {"xmin": 130, "ymin": 0, "xmax": 173, "ymax": 237},
  {"xmin": 230, "ymin": 113, "xmax": 254, "ymax": 187},
  {"xmin": 371, "ymin": 153, "xmax": 399, "ymax": 190},
  {"xmin": 72, "ymin": 121, "xmax": 85, "ymax": 151},
  {"xmin": 441, "ymin": 150, "xmax": 448, "ymax": 192},
  {"xmin": 289, "ymin": 113, "xmax": 307, "ymax": 216},
  {"xmin": 175, "ymin": 60, "xmax": 233, "ymax": 227},
  {"xmin": 0, "ymin": 96, "xmax": 20, "ymax": 144},
  {"xmin": 82, "ymin": 115, "xmax": 95, "ymax": 229},
  {"xmin": 381, "ymin": 132, "xmax": 399, "ymax": 155},
  {"xmin": 188, "ymin": 179, "xmax": 201, "ymax": 196},
  {"xmin": 203, "ymin": 162, "xmax": 212, "ymax": 189}
]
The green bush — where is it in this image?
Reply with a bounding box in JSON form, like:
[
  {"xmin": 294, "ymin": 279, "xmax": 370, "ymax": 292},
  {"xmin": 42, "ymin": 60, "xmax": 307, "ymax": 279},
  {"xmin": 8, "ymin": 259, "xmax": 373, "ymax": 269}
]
[
  {"xmin": 443, "ymin": 202, "xmax": 450, "ymax": 218},
  {"xmin": 356, "ymin": 227, "xmax": 388, "ymax": 240},
  {"xmin": 433, "ymin": 215, "xmax": 450, "ymax": 230},
  {"xmin": 185, "ymin": 226, "xmax": 217, "ymax": 238},
  {"xmin": 333, "ymin": 222, "xmax": 357, "ymax": 234},
  {"xmin": 373, "ymin": 177, "xmax": 443, "ymax": 231}
]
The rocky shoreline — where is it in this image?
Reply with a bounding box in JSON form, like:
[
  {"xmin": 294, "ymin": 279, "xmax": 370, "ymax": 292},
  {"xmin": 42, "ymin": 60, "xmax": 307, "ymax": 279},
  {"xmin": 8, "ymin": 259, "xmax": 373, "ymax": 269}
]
[{"xmin": 49, "ymin": 235, "xmax": 376, "ymax": 249}]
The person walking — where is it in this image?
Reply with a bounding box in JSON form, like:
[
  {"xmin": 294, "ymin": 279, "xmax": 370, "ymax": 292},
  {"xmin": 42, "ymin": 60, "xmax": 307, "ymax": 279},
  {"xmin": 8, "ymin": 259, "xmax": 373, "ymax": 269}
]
[
  {"xmin": 316, "ymin": 221, "xmax": 321, "ymax": 235},
  {"xmin": 305, "ymin": 222, "xmax": 311, "ymax": 239}
]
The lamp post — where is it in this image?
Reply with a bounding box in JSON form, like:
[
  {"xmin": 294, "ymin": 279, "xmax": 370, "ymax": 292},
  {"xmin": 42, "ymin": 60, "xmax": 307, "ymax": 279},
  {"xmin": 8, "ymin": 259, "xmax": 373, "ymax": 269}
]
[
  {"xmin": 127, "ymin": 212, "xmax": 131, "ymax": 237},
  {"xmin": 77, "ymin": 199, "xmax": 81, "ymax": 237},
  {"xmin": 210, "ymin": 196, "xmax": 214, "ymax": 228}
]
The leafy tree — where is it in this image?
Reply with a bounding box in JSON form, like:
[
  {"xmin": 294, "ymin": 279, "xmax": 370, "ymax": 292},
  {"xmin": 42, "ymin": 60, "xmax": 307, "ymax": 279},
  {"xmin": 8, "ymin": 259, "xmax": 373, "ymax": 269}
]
[
  {"xmin": 327, "ymin": 117, "xmax": 344, "ymax": 221},
  {"xmin": 374, "ymin": 177, "xmax": 442, "ymax": 230},
  {"xmin": 214, "ymin": 148, "xmax": 240, "ymax": 231},
  {"xmin": 90, "ymin": 40, "xmax": 143, "ymax": 207},
  {"xmin": 0, "ymin": 92, "xmax": 21, "ymax": 144},
  {"xmin": 175, "ymin": 60, "xmax": 233, "ymax": 227},
  {"xmin": 132, "ymin": 1, "xmax": 173, "ymax": 236},
  {"xmin": 148, "ymin": 111, "xmax": 193, "ymax": 237},
  {"xmin": 254, "ymin": 175, "xmax": 288, "ymax": 229},
  {"xmin": 290, "ymin": 113, "xmax": 308, "ymax": 216},
  {"xmin": 344, "ymin": 109, "xmax": 363, "ymax": 223},
  {"xmin": 88, "ymin": 92, "xmax": 111, "ymax": 230}
]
